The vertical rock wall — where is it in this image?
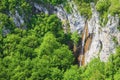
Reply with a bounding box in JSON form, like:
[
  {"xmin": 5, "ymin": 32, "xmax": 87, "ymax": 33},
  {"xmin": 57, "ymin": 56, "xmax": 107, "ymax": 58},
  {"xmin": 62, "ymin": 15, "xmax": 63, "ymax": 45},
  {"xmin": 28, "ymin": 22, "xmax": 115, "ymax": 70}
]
[
  {"xmin": 55, "ymin": 1, "xmax": 85, "ymax": 34},
  {"xmin": 85, "ymin": 3, "xmax": 120, "ymax": 64}
]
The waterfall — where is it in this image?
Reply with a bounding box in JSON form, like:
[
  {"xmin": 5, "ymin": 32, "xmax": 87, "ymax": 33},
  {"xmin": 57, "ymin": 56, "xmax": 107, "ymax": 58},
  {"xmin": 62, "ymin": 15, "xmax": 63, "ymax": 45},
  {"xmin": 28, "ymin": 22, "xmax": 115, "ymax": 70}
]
[
  {"xmin": 78, "ymin": 22, "xmax": 89, "ymax": 66},
  {"xmin": 81, "ymin": 22, "xmax": 87, "ymax": 54}
]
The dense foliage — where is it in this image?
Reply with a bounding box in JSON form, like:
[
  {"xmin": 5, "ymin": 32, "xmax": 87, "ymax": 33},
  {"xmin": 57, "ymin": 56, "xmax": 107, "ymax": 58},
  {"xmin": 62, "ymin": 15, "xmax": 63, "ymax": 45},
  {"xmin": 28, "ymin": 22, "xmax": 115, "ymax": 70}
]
[
  {"xmin": 96, "ymin": 0, "xmax": 120, "ymax": 26},
  {"xmin": 29, "ymin": 0, "xmax": 67, "ymax": 5},
  {"xmin": 73, "ymin": 0, "xmax": 120, "ymax": 23},
  {"xmin": 0, "ymin": 0, "xmax": 120, "ymax": 80},
  {"xmin": 64, "ymin": 47, "xmax": 120, "ymax": 80}
]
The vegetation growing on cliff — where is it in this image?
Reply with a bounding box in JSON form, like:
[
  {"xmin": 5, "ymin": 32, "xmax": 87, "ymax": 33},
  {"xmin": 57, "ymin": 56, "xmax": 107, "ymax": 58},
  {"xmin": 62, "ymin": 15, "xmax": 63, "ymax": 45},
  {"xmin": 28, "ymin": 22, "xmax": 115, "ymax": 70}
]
[
  {"xmin": 96, "ymin": 0, "xmax": 120, "ymax": 26},
  {"xmin": 73, "ymin": 0, "xmax": 92, "ymax": 19},
  {"xmin": 73, "ymin": 0, "xmax": 120, "ymax": 25}
]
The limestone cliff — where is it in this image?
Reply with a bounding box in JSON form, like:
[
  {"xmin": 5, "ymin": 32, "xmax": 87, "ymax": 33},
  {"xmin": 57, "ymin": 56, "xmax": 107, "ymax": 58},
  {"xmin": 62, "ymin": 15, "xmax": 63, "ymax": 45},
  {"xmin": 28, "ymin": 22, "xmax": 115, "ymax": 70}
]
[
  {"xmin": 55, "ymin": 2, "xmax": 120, "ymax": 65},
  {"xmin": 85, "ymin": 3, "xmax": 120, "ymax": 64}
]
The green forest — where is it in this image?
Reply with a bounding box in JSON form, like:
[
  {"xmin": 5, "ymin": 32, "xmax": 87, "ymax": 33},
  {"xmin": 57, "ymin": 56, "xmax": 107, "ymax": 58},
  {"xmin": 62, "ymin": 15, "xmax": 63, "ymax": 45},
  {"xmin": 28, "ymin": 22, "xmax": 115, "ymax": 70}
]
[{"xmin": 0, "ymin": 0, "xmax": 120, "ymax": 80}]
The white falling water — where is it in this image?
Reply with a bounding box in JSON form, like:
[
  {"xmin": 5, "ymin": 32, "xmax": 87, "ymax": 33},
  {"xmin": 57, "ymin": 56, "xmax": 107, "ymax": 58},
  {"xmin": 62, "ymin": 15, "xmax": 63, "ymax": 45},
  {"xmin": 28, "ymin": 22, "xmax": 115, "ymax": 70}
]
[
  {"xmin": 81, "ymin": 30, "xmax": 86, "ymax": 55},
  {"xmin": 79, "ymin": 23, "xmax": 87, "ymax": 66}
]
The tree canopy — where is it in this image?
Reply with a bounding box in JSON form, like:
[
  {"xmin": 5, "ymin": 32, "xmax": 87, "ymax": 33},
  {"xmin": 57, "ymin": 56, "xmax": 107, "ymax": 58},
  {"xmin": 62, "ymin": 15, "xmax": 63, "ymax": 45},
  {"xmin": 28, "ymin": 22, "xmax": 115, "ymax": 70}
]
[{"xmin": 0, "ymin": 0, "xmax": 120, "ymax": 79}]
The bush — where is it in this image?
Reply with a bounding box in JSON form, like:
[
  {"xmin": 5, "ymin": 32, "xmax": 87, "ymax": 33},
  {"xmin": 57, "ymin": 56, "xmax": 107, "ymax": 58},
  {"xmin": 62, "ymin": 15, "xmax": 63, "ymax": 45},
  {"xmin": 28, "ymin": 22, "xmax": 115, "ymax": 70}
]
[
  {"xmin": 96, "ymin": 0, "xmax": 111, "ymax": 14},
  {"xmin": 109, "ymin": 0, "xmax": 120, "ymax": 16},
  {"xmin": 64, "ymin": 3, "xmax": 72, "ymax": 14}
]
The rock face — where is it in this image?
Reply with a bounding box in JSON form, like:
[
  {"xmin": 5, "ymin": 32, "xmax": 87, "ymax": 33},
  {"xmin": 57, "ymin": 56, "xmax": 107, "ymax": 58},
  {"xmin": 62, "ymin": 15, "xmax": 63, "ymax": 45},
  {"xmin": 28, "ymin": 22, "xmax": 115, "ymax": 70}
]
[
  {"xmin": 10, "ymin": 11, "xmax": 25, "ymax": 28},
  {"xmin": 54, "ymin": 1, "xmax": 85, "ymax": 34},
  {"xmin": 84, "ymin": 3, "xmax": 120, "ymax": 64},
  {"xmin": 34, "ymin": 3, "xmax": 49, "ymax": 14}
]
